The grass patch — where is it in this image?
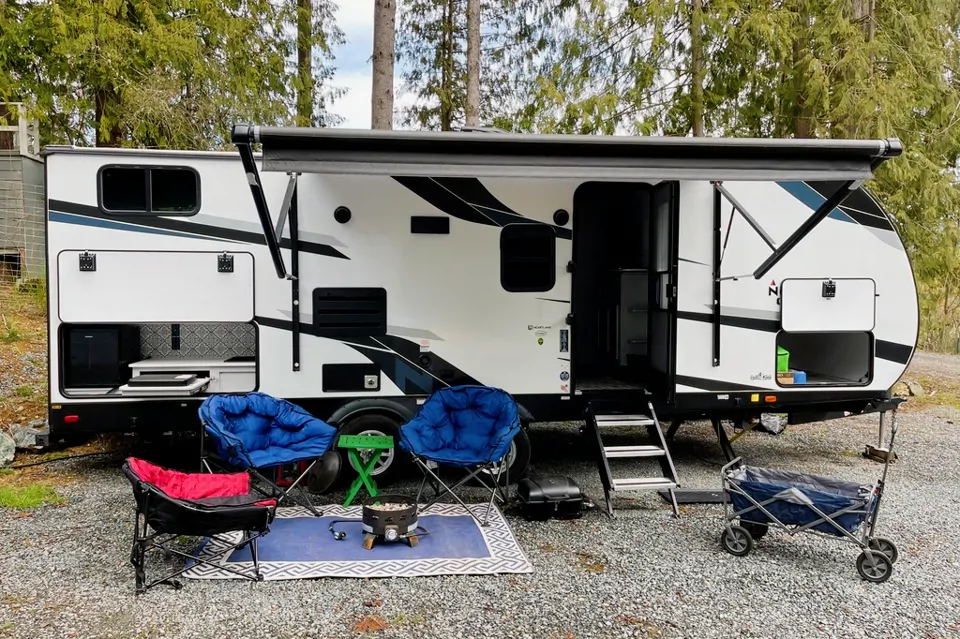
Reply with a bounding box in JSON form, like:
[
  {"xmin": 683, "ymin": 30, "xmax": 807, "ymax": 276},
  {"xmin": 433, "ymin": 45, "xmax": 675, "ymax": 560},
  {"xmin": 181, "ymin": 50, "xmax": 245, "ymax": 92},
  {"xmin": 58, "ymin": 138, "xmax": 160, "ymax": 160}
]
[
  {"xmin": 0, "ymin": 484, "xmax": 64, "ymax": 509},
  {"xmin": 0, "ymin": 324, "xmax": 21, "ymax": 344},
  {"xmin": 13, "ymin": 385, "xmax": 33, "ymax": 397}
]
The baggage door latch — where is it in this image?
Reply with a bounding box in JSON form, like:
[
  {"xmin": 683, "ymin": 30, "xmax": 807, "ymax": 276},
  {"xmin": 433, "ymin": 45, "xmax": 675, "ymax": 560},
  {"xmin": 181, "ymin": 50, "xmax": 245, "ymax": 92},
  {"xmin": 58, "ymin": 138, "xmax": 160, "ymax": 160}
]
[
  {"xmin": 78, "ymin": 251, "xmax": 96, "ymax": 272},
  {"xmin": 218, "ymin": 253, "xmax": 234, "ymax": 273}
]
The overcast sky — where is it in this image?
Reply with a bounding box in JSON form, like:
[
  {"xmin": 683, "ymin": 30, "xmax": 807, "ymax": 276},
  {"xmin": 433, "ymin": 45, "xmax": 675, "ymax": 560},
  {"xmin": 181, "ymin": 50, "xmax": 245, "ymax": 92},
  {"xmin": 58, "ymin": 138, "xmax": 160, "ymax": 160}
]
[{"xmin": 329, "ymin": 3, "xmax": 408, "ymax": 129}]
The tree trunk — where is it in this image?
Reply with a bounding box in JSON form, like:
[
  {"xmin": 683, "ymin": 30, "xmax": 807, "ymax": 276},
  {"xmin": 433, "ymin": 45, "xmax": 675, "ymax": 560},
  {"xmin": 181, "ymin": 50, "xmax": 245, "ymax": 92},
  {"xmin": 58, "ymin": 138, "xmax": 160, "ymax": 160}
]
[
  {"xmin": 94, "ymin": 88, "xmax": 123, "ymax": 147},
  {"xmin": 371, "ymin": 0, "xmax": 397, "ymax": 130},
  {"xmin": 689, "ymin": 0, "xmax": 704, "ymax": 136},
  {"xmin": 465, "ymin": 0, "xmax": 481, "ymax": 128},
  {"xmin": 440, "ymin": 0, "xmax": 455, "ymax": 131},
  {"xmin": 296, "ymin": 0, "xmax": 314, "ymax": 127},
  {"xmin": 793, "ymin": 5, "xmax": 812, "ymax": 138}
]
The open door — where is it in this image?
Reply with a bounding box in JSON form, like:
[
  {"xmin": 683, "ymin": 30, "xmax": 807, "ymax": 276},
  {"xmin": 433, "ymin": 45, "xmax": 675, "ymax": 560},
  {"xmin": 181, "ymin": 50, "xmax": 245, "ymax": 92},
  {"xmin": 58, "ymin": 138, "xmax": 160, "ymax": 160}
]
[{"xmin": 647, "ymin": 182, "xmax": 679, "ymax": 402}]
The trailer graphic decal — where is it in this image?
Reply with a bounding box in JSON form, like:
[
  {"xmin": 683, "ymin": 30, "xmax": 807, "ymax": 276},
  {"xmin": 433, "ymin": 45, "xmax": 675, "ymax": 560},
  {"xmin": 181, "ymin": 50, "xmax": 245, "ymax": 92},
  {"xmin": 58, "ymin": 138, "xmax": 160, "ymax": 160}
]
[
  {"xmin": 255, "ymin": 316, "xmax": 482, "ymax": 393},
  {"xmin": 49, "ymin": 200, "xmax": 350, "ymax": 260},
  {"xmin": 392, "ymin": 176, "xmax": 572, "ymax": 239}
]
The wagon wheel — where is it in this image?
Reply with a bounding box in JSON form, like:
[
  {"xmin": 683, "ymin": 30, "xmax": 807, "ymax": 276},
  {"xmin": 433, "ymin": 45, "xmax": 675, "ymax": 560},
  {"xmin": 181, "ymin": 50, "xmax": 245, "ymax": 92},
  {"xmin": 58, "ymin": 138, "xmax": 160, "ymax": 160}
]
[
  {"xmin": 856, "ymin": 551, "xmax": 893, "ymax": 583},
  {"xmin": 720, "ymin": 525, "xmax": 754, "ymax": 557},
  {"xmin": 867, "ymin": 537, "xmax": 899, "ymax": 564}
]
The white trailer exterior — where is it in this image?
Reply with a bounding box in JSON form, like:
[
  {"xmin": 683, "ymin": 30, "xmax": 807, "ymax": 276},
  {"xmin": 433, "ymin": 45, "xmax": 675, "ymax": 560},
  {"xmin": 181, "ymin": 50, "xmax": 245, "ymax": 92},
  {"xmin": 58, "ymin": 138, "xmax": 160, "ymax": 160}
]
[{"xmin": 43, "ymin": 128, "xmax": 917, "ymax": 482}]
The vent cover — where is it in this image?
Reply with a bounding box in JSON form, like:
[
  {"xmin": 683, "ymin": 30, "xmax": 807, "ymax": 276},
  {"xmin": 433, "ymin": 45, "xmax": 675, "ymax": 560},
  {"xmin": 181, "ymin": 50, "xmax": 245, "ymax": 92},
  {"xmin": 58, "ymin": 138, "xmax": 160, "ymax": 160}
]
[{"xmin": 312, "ymin": 288, "xmax": 387, "ymax": 337}]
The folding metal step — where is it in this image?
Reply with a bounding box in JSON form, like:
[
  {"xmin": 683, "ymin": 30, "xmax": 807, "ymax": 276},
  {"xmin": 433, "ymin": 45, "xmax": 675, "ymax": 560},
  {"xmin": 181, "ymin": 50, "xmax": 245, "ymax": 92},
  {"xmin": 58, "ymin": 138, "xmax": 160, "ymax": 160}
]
[
  {"xmin": 594, "ymin": 414, "xmax": 655, "ymax": 427},
  {"xmin": 612, "ymin": 478, "xmax": 677, "ymax": 491},
  {"xmin": 586, "ymin": 401, "xmax": 681, "ymax": 518},
  {"xmin": 602, "ymin": 445, "xmax": 665, "ymax": 458}
]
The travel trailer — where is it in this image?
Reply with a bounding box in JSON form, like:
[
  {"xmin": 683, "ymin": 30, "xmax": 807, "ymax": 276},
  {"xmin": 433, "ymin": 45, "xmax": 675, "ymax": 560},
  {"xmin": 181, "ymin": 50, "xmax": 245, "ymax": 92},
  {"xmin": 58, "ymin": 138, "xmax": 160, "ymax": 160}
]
[{"xmin": 43, "ymin": 127, "xmax": 916, "ymax": 502}]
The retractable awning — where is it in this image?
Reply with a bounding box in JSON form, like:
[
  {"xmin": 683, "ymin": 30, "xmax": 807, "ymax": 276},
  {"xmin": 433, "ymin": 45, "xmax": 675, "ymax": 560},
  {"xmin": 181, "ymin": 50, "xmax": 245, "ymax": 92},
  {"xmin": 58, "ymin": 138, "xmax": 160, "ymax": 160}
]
[
  {"xmin": 230, "ymin": 124, "xmax": 902, "ymax": 281},
  {"xmin": 233, "ymin": 124, "xmax": 901, "ymax": 181}
]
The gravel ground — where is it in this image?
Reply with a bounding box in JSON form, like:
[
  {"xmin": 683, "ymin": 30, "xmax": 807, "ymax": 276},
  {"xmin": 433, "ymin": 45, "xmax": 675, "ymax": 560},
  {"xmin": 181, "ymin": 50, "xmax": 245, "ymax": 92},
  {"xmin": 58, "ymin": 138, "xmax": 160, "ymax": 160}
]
[{"xmin": 1, "ymin": 405, "xmax": 959, "ymax": 639}]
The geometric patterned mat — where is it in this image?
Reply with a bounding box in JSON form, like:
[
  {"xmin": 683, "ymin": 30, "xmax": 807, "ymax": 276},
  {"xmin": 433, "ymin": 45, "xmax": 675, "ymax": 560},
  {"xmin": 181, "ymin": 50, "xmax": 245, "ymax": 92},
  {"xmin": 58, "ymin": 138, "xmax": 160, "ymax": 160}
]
[{"xmin": 181, "ymin": 502, "xmax": 533, "ymax": 580}]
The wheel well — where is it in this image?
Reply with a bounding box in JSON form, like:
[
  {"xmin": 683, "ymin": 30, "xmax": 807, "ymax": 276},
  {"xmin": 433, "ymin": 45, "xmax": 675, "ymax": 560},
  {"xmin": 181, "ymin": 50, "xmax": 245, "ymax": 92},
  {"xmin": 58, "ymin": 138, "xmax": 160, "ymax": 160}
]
[{"xmin": 326, "ymin": 399, "xmax": 414, "ymax": 428}]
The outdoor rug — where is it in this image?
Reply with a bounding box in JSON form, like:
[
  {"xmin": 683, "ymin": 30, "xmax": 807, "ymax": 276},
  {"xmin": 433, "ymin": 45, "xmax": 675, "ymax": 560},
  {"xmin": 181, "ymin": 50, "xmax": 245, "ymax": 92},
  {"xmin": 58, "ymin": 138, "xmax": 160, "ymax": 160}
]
[{"xmin": 181, "ymin": 502, "xmax": 533, "ymax": 580}]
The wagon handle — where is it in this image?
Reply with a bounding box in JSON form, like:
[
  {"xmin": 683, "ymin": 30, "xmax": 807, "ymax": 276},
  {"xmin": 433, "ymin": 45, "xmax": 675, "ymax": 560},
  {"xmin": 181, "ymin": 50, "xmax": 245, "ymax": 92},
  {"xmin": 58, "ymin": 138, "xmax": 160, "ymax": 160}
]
[{"xmin": 721, "ymin": 457, "xmax": 743, "ymax": 475}]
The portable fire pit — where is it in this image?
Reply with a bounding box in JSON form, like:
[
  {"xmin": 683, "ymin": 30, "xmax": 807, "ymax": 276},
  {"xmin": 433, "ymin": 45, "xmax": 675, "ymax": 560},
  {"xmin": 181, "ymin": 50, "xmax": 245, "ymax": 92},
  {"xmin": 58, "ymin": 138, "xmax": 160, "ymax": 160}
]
[{"xmin": 361, "ymin": 495, "xmax": 420, "ymax": 550}]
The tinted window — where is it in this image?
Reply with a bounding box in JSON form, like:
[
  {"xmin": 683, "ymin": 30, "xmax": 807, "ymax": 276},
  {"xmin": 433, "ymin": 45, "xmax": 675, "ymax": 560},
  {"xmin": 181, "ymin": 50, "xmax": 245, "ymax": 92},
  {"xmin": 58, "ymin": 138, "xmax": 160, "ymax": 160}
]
[
  {"xmin": 99, "ymin": 165, "xmax": 199, "ymax": 215},
  {"xmin": 500, "ymin": 224, "xmax": 556, "ymax": 292},
  {"xmin": 101, "ymin": 167, "xmax": 147, "ymax": 212}
]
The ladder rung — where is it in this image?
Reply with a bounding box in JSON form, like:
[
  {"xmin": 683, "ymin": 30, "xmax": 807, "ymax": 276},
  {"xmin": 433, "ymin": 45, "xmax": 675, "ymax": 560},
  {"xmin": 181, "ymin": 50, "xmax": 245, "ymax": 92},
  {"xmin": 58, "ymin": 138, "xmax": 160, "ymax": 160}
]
[
  {"xmin": 611, "ymin": 478, "xmax": 677, "ymax": 491},
  {"xmin": 603, "ymin": 445, "xmax": 665, "ymax": 458},
  {"xmin": 594, "ymin": 416, "xmax": 655, "ymax": 427}
]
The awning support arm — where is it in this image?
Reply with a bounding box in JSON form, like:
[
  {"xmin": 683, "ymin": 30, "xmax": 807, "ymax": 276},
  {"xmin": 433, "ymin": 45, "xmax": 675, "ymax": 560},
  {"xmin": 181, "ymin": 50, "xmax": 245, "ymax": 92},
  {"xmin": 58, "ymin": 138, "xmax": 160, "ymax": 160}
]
[
  {"xmin": 289, "ymin": 184, "xmax": 301, "ymax": 373},
  {"xmin": 275, "ymin": 172, "xmax": 300, "ymax": 240},
  {"xmin": 712, "ymin": 186, "xmax": 722, "ymax": 367},
  {"xmin": 752, "ymin": 179, "xmax": 862, "ymax": 279},
  {"xmin": 236, "ymin": 139, "xmax": 289, "ymax": 279},
  {"xmin": 712, "ymin": 181, "xmax": 777, "ymax": 251}
]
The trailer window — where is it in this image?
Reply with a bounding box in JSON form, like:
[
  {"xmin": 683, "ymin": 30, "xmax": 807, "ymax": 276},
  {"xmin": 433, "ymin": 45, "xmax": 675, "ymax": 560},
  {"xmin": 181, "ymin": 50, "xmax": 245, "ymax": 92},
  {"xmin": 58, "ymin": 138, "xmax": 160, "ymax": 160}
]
[
  {"xmin": 500, "ymin": 224, "xmax": 556, "ymax": 292},
  {"xmin": 98, "ymin": 165, "xmax": 200, "ymax": 216}
]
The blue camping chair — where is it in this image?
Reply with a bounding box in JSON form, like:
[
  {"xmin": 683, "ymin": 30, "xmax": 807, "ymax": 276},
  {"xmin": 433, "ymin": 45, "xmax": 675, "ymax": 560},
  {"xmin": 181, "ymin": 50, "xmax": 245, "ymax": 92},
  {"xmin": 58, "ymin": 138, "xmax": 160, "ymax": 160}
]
[
  {"xmin": 399, "ymin": 385, "xmax": 521, "ymax": 526},
  {"xmin": 198, "ymin": 392, "xmax": 337, "ymax": 517}
]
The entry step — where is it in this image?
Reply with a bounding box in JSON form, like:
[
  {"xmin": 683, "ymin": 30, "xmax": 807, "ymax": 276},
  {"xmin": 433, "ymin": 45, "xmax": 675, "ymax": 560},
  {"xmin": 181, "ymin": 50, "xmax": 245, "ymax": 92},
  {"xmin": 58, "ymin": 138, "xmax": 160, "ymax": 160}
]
[
  {"xmin": 612, "ymin": 477, "xmax": 677, "ymax": 491},
  {"xmin": 594, "ymin": 414, "xmax": 655, "ymax": 427},
  {"xmin": 602, "ymin": 445, "xmax": 665, "ymax": 458}
]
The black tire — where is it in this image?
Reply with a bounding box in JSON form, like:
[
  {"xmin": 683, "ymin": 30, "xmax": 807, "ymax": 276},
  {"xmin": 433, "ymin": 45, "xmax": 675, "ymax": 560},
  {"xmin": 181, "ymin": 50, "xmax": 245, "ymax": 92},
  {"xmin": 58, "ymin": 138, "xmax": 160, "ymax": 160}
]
[
  {"xmin": 721, "ymin": 525, "xmax": 754, "ymax": 557},
  {"xmin": 856, "ymin": 550, "xmax": 893, "ymax": 583},
  {"xmin": 337, "ymin": 413, "xmax": 409, "ymax": 486},
  {"xmin": 463, "ymin": 426, "xmax": 532, "ymax": 487},
  {"xmin": 868, "ymin": 537, "xmax": 899, "ymax": 564},
  {"xmin": 740, "ymin": 521, "xmax": 769, "ymax": 541}
]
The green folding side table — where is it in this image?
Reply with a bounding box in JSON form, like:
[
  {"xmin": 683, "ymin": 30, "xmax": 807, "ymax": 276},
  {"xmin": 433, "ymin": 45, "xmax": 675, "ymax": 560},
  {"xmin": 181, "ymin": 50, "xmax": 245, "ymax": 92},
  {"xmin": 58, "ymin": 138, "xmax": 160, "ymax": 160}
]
[{"xmin": 338, "ymin": 433, "xmax": 395, "ymax": 507}]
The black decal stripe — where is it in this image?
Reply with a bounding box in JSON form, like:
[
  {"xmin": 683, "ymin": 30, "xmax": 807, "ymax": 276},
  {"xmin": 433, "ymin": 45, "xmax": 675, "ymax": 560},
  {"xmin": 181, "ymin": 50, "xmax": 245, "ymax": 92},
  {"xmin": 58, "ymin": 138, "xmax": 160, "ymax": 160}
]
[
  {"xmin": 675, "ymin": 375, "xmax": 764, "ymax": 392},
  {"xmin": 375, "ymin": 335, "xmax": 483, "ymax": 386},
  {"xmin": 392, "ymin": 176, "xmax": 573, "ymax": 239},
  {"xmin": 875, "ymin": 340, "xmax": 913, "ymax": 365},
  {"xmin": 255, "ymin": 316, "xmax": 482, "ymax": 393},
  {"xmin": 537, "ymin": 298, "xmax": 570, "ymax": 304},
  {"xmin": 50, "ymin": 200, "xmax": 349, "ymax": 260},
  {"xmin": 802, "ymin": 182, "xmax": 894, "ymax": 231},
  {"xmin": 678, "ymin": 311, "xmax": 914, "ymax": 365},
  {"xmin": 677, "ymin": 310, "xmax": 779, "ymax": 333}
]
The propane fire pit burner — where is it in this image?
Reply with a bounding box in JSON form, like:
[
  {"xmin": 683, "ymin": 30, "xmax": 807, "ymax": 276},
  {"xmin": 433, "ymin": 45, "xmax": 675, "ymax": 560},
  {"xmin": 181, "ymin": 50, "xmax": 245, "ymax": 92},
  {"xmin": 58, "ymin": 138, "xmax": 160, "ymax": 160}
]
[{"xmin": 361, "ymin": 495, "xmax": 420, "ymax": 550}]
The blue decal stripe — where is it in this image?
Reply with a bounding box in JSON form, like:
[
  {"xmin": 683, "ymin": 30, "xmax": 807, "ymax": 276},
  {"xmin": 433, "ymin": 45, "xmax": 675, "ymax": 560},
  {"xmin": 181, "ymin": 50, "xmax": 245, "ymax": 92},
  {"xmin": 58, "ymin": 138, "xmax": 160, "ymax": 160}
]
[
  {"xmin": 49, "ymin": 211, "xmax": 236, "ymax": 242},
  {"xmin": 776, "ymin": 182, "xmax": 857, "ymax": 224}
]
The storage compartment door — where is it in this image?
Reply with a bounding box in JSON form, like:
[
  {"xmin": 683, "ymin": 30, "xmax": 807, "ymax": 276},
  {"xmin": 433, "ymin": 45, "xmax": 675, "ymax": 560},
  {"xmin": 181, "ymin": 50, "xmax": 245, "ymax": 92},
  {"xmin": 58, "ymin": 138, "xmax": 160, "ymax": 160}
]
[
  {"xmin": 780, "ymin": 278, "xmax": 876, "ymax": 333},
  {"xmin": 58, "ymin": 251, "xmax": 254, "ymax": 323}
]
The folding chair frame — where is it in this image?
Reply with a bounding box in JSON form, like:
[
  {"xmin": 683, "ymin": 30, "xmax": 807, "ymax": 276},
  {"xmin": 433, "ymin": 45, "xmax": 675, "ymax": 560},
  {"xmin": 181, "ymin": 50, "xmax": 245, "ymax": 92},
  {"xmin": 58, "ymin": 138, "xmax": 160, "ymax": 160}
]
[
  {"xmin": 413, "ymin": 455, "xmax": 509, "ymax": 527},
  {"xmin": 130, "ymin": 490, "xmax": 267, "ymax": 595},
  {"xmin": 199, "ymin": 424, "xmax": 323, "ymax": 517}
]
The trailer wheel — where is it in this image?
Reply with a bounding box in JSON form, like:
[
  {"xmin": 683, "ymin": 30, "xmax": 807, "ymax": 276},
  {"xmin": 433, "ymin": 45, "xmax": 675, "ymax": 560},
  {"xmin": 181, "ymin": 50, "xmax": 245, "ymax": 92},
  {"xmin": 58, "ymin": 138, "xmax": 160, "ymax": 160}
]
[
  {"xmin": 867, "ymin": 537, "xmax": 899, "ymax": 564},
  {"xmin": 721, "ymin": 525, "xmax": 754, "ymax": 557},
  {"xmin": 856, "ymin": 550, "xmax": 893, "ymax": 583},
  {"xmin": 338, "ymin": 413, "xmax": 409, "ymax": 486}
]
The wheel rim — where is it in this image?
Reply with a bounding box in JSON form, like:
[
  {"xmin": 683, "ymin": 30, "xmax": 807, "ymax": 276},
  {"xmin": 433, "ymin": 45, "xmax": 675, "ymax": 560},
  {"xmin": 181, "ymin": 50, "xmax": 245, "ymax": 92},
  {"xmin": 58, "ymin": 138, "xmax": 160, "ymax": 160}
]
[
  {"xmin": 861, "ymin": 553, "xmax": 890, "ymax": 579},
  {"xmin": 347, "ymin": 428, "xmax": 395, "ymax": 477},
  {"xmin": 478, "ymin": 440, "xmax": 517, "ymax": 476},
  {"xmin": 726, "ymin": 530, "xmax": 748, "ymax": 553}
]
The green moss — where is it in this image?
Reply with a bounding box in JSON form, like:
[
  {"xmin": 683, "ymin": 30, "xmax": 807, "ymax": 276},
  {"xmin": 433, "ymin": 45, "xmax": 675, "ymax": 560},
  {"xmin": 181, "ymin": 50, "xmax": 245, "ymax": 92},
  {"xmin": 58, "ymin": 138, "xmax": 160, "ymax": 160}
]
[{"xmin": 0, "ymin": 485, "xmax": 64, "ymax": 509}]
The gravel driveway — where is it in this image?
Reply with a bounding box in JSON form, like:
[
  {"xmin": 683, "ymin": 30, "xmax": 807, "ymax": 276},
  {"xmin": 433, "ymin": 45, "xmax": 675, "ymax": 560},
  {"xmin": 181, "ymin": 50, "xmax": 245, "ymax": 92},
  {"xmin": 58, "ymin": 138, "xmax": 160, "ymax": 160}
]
[{"xmin": 1, "ymin": 404, "xmax": 959, "ymax": 639}]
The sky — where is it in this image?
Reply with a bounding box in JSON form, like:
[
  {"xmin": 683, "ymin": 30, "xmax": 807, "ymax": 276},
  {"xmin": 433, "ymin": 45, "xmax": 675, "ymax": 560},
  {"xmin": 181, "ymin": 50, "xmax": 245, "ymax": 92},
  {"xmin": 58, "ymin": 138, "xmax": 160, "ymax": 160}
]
[{"xmin": 328, "ymin": 2, "xmax": 409, "ymax": 129}]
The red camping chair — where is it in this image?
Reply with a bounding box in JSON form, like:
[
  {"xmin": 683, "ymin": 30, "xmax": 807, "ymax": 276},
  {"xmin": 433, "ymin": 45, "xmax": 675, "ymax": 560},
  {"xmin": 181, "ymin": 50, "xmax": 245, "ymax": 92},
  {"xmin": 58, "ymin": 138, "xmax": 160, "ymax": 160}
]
[{"xmin": 123, "ymin": 457, "xmax": 277, "ymax": 594}]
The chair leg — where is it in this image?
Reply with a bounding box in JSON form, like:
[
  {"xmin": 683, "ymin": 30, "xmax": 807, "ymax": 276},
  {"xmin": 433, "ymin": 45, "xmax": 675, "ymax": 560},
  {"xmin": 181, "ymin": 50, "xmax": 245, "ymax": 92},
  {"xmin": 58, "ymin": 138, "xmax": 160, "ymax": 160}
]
[
  {"xmin": 250, "ymin": 534, "xmax": 262, "ymax": 581},
  {"xmin": 482, "ymin": 463, "xmax": 505, "ymax": 527},
  {"xmin": 251, "ymin": 461, "xmax": 323, "ymax": 517}
]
